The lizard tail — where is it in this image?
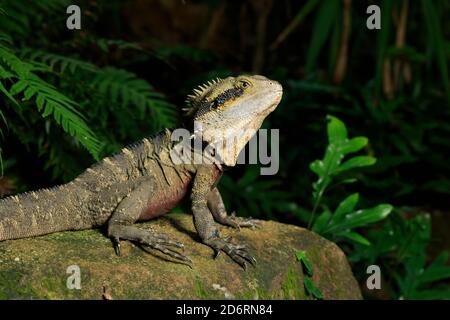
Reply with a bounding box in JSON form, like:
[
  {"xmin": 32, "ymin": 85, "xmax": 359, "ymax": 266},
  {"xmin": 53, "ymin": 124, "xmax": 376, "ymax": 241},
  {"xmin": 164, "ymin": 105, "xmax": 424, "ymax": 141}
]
[{"xmin": 0, "ymin": 183, "xmax": 94, "ymax": 241}]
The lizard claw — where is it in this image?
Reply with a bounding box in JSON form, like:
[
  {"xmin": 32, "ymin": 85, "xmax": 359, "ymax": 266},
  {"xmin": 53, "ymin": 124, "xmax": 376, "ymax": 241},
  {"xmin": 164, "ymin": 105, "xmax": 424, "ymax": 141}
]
[
  {"xmin": 108, "ymin": 225, "xmax": 192, "ymax": 266},
  {"xmin": 205, "ymin": 236, "xmax": 256, "ymax": 269},
  {"xmin": 220, "ymin": 212, "xmax": 262, "ymax": 230}
]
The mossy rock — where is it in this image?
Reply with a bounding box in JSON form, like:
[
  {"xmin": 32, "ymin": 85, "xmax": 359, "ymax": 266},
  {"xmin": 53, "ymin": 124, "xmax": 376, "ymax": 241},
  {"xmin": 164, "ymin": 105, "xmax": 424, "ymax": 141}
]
[{"xmin": 0, "ymin": 213, "xmax": 362, "ymax": 300}]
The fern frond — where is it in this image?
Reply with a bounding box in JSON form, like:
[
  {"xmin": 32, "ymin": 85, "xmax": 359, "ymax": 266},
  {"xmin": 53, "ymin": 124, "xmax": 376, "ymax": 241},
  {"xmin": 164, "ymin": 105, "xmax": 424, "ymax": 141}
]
[
  {"xmin": 10, "ymin": 76, "xmax": 102, "ymax": 159},
  {"xmin": 0, "ymin": 46, "xmax": 102, "ymax": 159},
  {"xmin": 31, "ymin": 0, "xmax": 71, "ymax": 13},
  {"xmin": 0, "ymin": 45, "xmax": 35, "ymax": 77},
  {"xmin": 0, "ymin": 32, "xmax": 11, "ymax": 44},
  {"xmin": 19, "ymin": 48, "xmax": 99, "ymax": 74},
  {"xmin": 91, "ymin": 67, "xmax": 178, "ymax": 129},
  {"xmin": 0, "ymin": 80, "xmax": 16, "ymax": 105},
  {"xmin": 0, "ymin": 0, "xmax": 71, "ymax": 38}
]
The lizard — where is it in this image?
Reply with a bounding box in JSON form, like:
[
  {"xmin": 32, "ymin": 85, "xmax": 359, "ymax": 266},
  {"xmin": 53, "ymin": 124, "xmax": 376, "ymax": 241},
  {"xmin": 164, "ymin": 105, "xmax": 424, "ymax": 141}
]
[{"xmin": 0, "ymin": 74, "xmax": 283, "ymax": 269}]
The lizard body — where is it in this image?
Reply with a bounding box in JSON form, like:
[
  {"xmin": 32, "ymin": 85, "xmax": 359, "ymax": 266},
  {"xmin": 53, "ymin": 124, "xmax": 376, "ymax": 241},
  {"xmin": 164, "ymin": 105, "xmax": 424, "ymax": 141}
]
[{"xmin": 0, "ymin": 75, "xmax": 283, "ymax": 268}]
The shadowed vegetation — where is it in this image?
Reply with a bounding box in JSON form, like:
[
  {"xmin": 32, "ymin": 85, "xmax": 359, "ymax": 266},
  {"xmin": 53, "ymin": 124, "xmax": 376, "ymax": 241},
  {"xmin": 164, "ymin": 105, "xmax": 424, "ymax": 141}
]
[{"xmin": 0, "ymin": 0, "xmax": 449, "ymax": 299}]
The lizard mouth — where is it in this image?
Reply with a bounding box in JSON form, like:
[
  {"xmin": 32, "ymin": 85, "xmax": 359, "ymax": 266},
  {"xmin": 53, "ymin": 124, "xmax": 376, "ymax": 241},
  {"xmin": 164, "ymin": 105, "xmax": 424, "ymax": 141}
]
[
  {"xmin": 274, "ymin": 90, "xmax": 283, "ymax": 103},
  {"xmin": 266, "ymin": 89, "xmax": 283, "ymax": 112}
]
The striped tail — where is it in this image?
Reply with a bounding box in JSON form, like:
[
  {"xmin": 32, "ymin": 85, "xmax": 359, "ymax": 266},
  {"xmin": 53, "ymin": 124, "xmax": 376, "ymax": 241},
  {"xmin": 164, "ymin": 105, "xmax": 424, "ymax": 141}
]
[{"xmin": 0, "ymin": 184, "xmax": 94, "ymax": 241}]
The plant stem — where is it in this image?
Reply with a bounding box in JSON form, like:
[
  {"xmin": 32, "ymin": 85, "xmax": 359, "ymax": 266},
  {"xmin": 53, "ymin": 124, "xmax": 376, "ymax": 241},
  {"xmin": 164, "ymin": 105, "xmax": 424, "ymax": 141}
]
[{"xmin": 308, "ymin": 187, "xmax": 324, "ymax": 229}]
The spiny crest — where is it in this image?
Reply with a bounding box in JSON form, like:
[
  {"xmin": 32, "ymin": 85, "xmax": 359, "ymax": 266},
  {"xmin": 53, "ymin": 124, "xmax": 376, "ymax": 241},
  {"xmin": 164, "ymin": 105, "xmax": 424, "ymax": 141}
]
[
  {"xmin": 0, "ymin": 186, "xmax": 61, "ymax": 203},
  {"xmin": 183, "ymin": 77, "xmax": 223, "ymax": 116}
]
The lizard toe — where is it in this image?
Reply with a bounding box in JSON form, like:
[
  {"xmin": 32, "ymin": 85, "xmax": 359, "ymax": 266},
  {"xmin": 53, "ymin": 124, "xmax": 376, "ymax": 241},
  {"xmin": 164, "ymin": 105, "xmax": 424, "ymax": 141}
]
[
  {"xmin": 206, "ymin": 237, "xmax": 256, "ymax": 269},
  {"xmin": 108, "ymin": 224, "xmax": 190, "ymax": 266}
]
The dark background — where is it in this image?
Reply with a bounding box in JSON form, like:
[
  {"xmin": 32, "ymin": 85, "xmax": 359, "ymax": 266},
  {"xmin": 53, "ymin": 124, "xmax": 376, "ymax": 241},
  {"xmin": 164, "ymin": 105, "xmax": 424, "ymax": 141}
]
[{"xmin": 0, "ymin": 0, "xmax": 449, "ymax": 299}]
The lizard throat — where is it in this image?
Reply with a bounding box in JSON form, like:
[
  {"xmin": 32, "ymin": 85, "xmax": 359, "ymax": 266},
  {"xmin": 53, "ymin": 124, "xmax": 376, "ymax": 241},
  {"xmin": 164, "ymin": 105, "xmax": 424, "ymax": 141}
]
[{"xmin": 195, "ymin": 116, "xmax": 265, "ymax": 167}]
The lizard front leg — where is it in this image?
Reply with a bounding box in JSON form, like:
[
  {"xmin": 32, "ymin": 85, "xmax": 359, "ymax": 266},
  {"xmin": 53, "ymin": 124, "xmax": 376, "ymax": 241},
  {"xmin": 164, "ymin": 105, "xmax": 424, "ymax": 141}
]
[
  {"xmin": 207, "ymin": 187, "xmax": 260, "ymax": 229},
  {"xmin": 191, "ymin": 165, "xmax": 256, "ymax": 269},
  {"xmin": 107, "ymin": 178, "xmax": 191, "ymax": 266}
]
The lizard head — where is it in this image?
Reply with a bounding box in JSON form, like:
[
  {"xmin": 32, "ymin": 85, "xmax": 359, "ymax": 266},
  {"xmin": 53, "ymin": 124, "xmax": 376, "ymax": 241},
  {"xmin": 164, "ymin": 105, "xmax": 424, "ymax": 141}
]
[{"xmin": 184, "ymin": 75, "xmax": 283, "ymax": 167}]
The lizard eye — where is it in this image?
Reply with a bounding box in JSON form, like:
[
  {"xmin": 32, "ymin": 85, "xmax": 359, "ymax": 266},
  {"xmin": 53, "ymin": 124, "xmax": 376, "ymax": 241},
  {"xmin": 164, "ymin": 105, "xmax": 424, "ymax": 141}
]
[{"xmin": 240, "ymin": 80, "xmax": 250, "ymax": 88}]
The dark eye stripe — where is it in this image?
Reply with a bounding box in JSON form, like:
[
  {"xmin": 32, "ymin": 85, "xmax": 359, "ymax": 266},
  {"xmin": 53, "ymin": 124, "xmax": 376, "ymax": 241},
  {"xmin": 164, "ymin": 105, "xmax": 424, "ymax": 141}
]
[
  {"xmin": 195, "ymin": 87, "xmax": 244, "ymax": 117},
  {"xmin": 214, "ymin": 87, "xmax": 244, "ymax": 107}
]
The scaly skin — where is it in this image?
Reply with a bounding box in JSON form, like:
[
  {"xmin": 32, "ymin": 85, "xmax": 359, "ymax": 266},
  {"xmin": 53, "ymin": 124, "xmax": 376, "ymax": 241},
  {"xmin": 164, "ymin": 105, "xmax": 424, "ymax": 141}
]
[{"xmin": 0, "ymin": 75, "xmax": 283, "ymax": 269}]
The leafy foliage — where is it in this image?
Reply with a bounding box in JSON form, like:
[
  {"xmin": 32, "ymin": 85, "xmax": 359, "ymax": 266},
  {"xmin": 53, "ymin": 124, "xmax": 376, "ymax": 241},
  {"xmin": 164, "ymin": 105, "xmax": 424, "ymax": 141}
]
[
  {"xmin": 0, "ymin": 1, "xmax": 178, "ymax": 180},
  {"xmin": 0, "ymin": 0, "xmax": 448, "ymax": 300},
  {"xmin": 19, "ymin": 48, "xmax": 99, "ymax": 74},
  {"xmin": 296, "ymin": 251, "xmax": 323, "ymax": 300},
  {"xmin": 90, "ymin": 67, "xmax": 177, "ymax": 131},
  {"xmin": 0, "ymin": 44, "xmax": 102, "ymax": 159},
  {"xmin": 313, "ymin": 192, "xmax": 392, "ymax": 246},
  {"xmin": 350, "ymin": 211, "xmax": 450, "ymax": 299},
  {"xmin": 308, "ymin": 116, "xmax": 392, "ymax": 246}
]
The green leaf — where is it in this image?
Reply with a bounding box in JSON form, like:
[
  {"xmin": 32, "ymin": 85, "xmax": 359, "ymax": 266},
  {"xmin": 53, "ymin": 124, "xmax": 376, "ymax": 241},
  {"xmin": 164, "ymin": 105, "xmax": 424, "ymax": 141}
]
[
  {"xmin": 418, "ymin": 252, "xmax": 450, "ymax": 284},
  {"xmin": 408, "ymin": 289, "xmax": 450, "ymax": 300},
  {"xmin": 374, "ymin": 0, "xmax": 393, "ymax": 96},
  {"xmin": 296, "ymin": 251, "xmax": 313, "ymax": 277},
  {"xmin": 332, "ymin": 204, "xmax": 393, "ymax": 232},
  {"xmin": 321, "ymin": 144, "xmax": 342, "ymax": 175},
  {"xmin": 312, "ymin": 210, "xmax": 331, "ymax": 233},
  {"xmin": 36, "ymin": 93, "xmax": 45, "ymax": 111},
  {"xmin": 9, "ymin": 80, "xmax": 28, "ymax": 95},
  {"xmin": 333, "ymin": 193, "xmax": 359, "ymax": 222},
  {"xmin": 309, "ymin": 159, "xmax": 325, "ymax": 176},
  {"xmin": 337, "ymin": 231, "xmax": 371, "ymax": 246},
  {"xmin": 421, "ymin": 0, "xmax": 450, "ymax": 103},
  {"xmin": 336, "ymin": 156, "xmax": 376, "ymax": 173},
  {"xmin": 339, "ymin": 137, "xmax": 368, "ymax": 154},
  {"xmin": 22, "ymin": 86, "xmax": 37, "ymax": 101},
  {"xmin": 330, "ymin": 178, "xmax": 357, "ymax": 189},
  {"xmin": 305, "ymin": 0, "xmax": 339, "ymax": 74},
  {"xmin": 303, "ymin": 276, "xmax": 323, "ymax": 299},
  {"xmin": 327, "ymin": 115, "xmax": 347, "ymax": 145},
  {"xmin": 0, "ymin": 80, "xmax": 18, "ymax": 105}
]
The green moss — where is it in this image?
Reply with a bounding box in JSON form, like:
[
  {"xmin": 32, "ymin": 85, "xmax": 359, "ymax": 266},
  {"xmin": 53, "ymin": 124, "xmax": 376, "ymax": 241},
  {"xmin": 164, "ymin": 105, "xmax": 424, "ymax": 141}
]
[
  {"xmin": 194, "ymin": 277, "xmax": 209, "ymax": 299},
  {"xmin": 256, "ymin": 285, "xmax": 270, "ymax": 299},
  {"xmin": 46, "ymin": 229, "xmax": 104, "ymax": 244},
  {"xmin": 235, "ymin": 290, "xmax": 253, "ymax": 300},
  {"xmin": 282, "ymin": 267, "xmax": 307, "ymax": 300},
  {"xmin": 0, "ymin": 268, "xmax": 40, "ymax": 299}
]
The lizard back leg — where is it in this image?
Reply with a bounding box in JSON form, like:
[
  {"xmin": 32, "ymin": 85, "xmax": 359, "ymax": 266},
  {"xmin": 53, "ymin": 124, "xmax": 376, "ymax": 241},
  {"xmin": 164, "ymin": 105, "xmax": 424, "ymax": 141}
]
[{"xmin": 107, "ymin": 178, "xmax": 192, "ymax": 266}]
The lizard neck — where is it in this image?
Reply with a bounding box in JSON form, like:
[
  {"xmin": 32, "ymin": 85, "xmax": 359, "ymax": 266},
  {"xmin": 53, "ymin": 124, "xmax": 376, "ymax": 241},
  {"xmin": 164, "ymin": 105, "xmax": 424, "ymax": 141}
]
[{"xmin": 193, "ymin": 116, "xmax": 264, "ymax": 167}]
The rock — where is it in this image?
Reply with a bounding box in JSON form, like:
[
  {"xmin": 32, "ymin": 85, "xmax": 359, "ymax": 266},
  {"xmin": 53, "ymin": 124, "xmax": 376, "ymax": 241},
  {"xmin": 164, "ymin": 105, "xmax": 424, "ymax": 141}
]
[{"xmin": 0, "ymin": 213, "xmax": 362, "ymax": 299}]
